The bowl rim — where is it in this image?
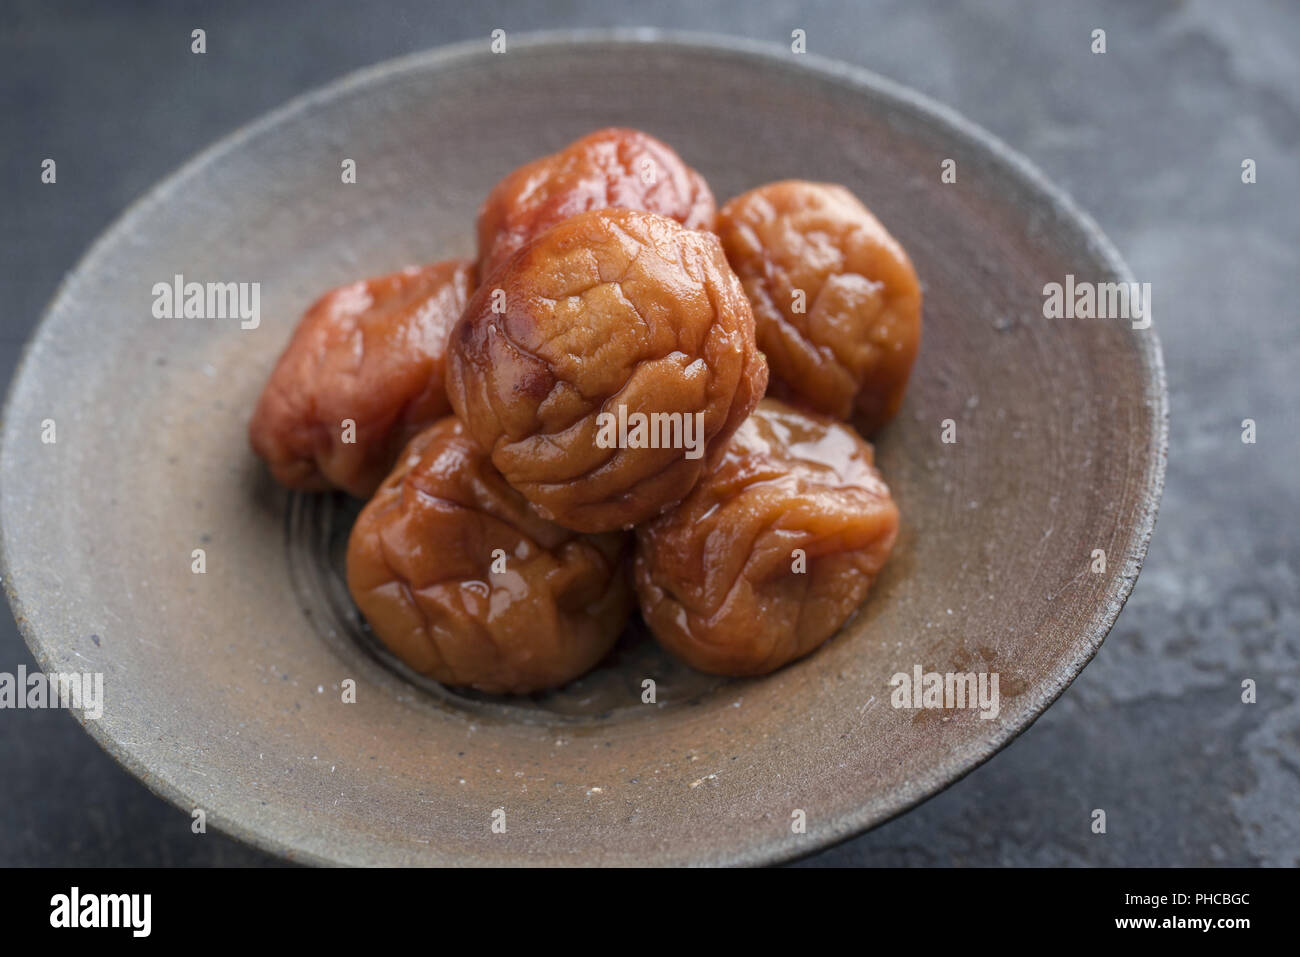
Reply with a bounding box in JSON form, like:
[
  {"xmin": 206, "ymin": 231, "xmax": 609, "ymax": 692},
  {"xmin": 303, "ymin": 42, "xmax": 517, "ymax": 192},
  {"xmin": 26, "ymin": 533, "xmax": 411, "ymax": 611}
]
[{"xmin": 0, "ymin": 27, "xmax": 1169, "ymax": 867}]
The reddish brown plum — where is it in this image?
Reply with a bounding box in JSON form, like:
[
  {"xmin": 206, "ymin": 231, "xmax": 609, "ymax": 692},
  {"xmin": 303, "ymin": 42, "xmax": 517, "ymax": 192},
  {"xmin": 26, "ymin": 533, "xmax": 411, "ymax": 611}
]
[
  {"xmin": 249, "ymin": 260, "xmax": 474, "ymax": 498},
  {"xmin": 345, "ymin": 417, "xmax": 633, "ymax": 694},
  {"xmin": 447, "ymin": 208, "xmax": 768, "ymax": 533},
  {"xmin": 635, "ymin": 399, "xmax": 900, "ymax": 676},
  {"xmin": 476, "ymin": 127, "xmax": 716, "ymax": 281},
  {"xmin": 716, "ymin": 181, "xmax": 922, "ymax": 433}
]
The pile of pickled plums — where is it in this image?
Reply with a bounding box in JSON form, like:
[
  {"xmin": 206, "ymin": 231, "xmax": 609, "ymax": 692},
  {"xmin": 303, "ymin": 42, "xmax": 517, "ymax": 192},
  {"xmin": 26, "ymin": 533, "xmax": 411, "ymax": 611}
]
[{"xmin": 249, "ymin": 128, "xmax": 921, "ymax": 694}]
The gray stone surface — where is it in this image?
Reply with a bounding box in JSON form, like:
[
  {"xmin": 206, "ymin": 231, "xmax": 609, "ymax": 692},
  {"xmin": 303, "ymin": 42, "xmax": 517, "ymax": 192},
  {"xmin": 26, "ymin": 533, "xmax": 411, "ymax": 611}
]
[{"xmin": 1, "ymin": 0, "xmax": 1295, "ymax": 866}]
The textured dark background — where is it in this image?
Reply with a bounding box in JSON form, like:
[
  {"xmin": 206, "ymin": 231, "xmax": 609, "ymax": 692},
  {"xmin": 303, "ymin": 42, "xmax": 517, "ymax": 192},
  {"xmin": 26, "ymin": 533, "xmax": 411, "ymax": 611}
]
[{"xmin": 2, "ymin": 0, "xmax": 1296, "ymax": 866}]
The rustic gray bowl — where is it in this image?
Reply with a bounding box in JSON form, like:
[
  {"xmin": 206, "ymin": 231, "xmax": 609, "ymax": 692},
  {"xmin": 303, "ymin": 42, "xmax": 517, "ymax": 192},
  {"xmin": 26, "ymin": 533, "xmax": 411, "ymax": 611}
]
[{"xmin": 0, "ymin": 31, "xmax": 1166, "ymax": 866}]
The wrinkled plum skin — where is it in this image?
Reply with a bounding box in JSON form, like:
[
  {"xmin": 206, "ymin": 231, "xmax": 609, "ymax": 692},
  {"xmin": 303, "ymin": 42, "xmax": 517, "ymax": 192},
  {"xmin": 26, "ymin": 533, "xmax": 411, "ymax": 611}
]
[
  {"xmin": 635, "ymin": 399, "xmax": 899, "ymax": 677},
  {"xmin": 249, "ymin": 260, "xmax": 474, "ymax": 498},
  {"xmin": 716, "ymin": 181, "xmax": 922, "ymax": 434},
  {"xmin": 448, "ymin": 208, "xmax": 768, "ymax": 534},
  {"xmin": 476, "ymin": 127, "xmax": 716, "ymax": 282},
  {"xmin": 345, "ymin": 417, "xmax": 633, "ymax": 694}
]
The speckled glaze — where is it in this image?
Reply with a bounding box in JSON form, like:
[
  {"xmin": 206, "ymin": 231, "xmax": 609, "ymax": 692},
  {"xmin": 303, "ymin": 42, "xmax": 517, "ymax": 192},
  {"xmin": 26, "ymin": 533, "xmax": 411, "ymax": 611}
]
[{"xmin": 0, "ymin": 31, "xmax": 1166, "ymax": 866}]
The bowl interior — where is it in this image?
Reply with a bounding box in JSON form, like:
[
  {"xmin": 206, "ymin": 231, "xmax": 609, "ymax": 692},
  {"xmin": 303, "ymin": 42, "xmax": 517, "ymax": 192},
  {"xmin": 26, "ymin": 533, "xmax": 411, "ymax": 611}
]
[{"xmin": 0, "ymin": 34, "xmax": 1164, "ymax": 866}]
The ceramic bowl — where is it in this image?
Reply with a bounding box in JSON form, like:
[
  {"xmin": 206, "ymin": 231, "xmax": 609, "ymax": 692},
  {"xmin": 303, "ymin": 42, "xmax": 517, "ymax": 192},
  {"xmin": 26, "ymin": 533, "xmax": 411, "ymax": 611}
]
[{"xmin": 0, "ymin": 31, "xmax": 1166, "ymax": 866}]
